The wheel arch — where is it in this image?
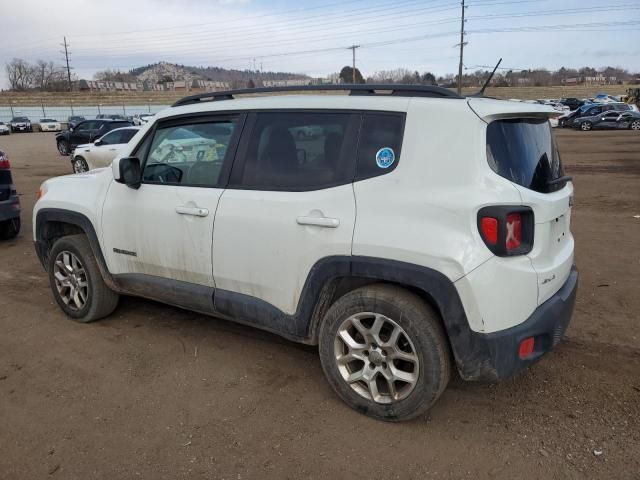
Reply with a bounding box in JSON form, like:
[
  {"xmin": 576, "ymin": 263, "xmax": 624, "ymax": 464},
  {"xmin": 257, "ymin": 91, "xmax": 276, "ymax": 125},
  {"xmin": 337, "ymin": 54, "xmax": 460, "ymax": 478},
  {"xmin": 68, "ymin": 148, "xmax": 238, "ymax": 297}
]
[{"xmin": 35, "ymin": 208, "xmax": 117, "ymax": 289}]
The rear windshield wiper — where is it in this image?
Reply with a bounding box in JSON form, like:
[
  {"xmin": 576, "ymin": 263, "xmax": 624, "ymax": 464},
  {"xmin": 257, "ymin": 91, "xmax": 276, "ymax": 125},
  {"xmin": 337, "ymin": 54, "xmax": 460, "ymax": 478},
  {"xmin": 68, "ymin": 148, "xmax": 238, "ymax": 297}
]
[{"xmin": 547, "ymin": 175, "xmax": 572, "ymax": 186}]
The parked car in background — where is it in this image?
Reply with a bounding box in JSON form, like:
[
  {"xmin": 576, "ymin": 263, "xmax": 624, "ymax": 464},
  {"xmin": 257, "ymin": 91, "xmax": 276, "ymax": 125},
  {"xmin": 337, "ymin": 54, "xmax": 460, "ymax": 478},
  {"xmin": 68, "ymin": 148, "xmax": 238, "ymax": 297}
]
[
  {"xmin": 39, "ymin": 118, "xmax": 62, "ymax": 132},
  {"xmin": 573, "ymin": 109, "xmax": 637, "ymax": 131},
  {"xmin": 10, "ymin": 116, "xmax": 32, "ymax": 133},
  {"xmin": 67, "ymin": 116, "xmax": 86, "ymax": 128},
  {"xmin": 55, "ymin": 119, "xmax": 133, "ymax": 155},
  {"xmin": 612, "ymin": 111, "xmax": 640, "ymax": 130},
  {"xmin": 0, "ymin": 149, "xmax": 20, "ymax": 239},
  {"xmin": 0, "ymin": 122, "xmax": 10, "ymax": 135},
  {"xmin": 70, "ymin": 126, "xmax": 140, "ymax": 173},
  {"xmin": 133, "ymin": 113, "xmax": 155, "ymax": 125},
  {"xmin": 560, "ymin": 98, "xmax": 585, "ymax": 111},
  {"xmin": 592, "ymin": 93, "xmax": 620, "ymax": 104},
  {"xmin": 96, "ymin": 114, "xmax": 128, "ymax": 121},
  {"xmin": 559, "ymin": 102, "xmax": 632, "ymax": 128}
]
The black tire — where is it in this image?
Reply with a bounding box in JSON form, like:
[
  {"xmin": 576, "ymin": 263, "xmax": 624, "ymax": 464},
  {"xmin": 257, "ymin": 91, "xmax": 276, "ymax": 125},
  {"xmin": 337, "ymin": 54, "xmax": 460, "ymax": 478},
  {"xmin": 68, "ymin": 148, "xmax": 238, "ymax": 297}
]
[
  {"xmin": 0, "ymin": 217, "xmax": 20, "ymax": 240},
  {"xmin": 47, "ymin": 234, "xmax": 119, "ymax": 323},
  {"xmin": 318, "ymin": 284, "xmax": 451, "ymax": 422},
  {"xmin": 580, "ymin": 121, "xmax": 592, "ymax": 131},
  {"xmin": 57, "ymin": 140, "xmax": 70, "ymax": 156},
  {"xmin": 72, "ymin": 156, "xmax": 89, "ymax": 173}
]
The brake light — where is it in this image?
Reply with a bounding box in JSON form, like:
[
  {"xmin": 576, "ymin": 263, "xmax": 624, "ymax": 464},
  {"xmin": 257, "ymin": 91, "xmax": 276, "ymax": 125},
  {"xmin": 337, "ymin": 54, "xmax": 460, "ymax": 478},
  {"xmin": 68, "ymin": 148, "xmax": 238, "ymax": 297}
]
[
  {"xmin": 519, "ymin": 337, "xmax": 535, "ymax": 359},
  {"xmin": 478, "ymin": 207, "xmax": 533, "ymax": 256},
  {"xmin": 0, "ymin": 154, "xmax": 9, "ymax": 169},
  {"xmin": 480, "ymin": 217, "xmax": 498, "ymax": 245},
  {"xmin": 505, "ymin": 213, "xmax": 522, "ymax": 250}
]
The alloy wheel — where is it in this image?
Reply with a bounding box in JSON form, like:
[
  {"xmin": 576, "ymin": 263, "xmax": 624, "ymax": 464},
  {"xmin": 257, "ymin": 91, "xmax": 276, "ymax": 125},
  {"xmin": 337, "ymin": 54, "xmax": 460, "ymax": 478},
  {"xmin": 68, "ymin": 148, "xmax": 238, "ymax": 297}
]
[
  {"xmin": 57, "ymin": 141, "xmax": 69, "ymax": 155},
  {"xmin": 73, "ymin": 158, "xmax": 88, "ymax": 173},
  {"xmin": 53, "ymin": 251, "xmax": 89, "ymax": 311},
  {"xmin": 581, "ymin": 122, "xmax": 591, "ymax": 131},
  {"xmin": 631, "ymin": 120, "xmax": 640, "ymax": 130},
  {"xmin": 334, "ymin": 312, "xmax": 419, "ymax": 404}
]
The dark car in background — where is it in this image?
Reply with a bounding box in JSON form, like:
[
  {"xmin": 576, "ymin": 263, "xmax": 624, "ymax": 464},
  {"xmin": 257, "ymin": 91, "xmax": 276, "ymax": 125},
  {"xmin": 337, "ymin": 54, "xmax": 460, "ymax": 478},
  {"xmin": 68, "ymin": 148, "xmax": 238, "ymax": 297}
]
[
  {"xmin": 573, "ymin": 109, "xmax": 639, "ymax": 131},
  {"xmin": 560, "ymin": 97, "xmax": 584, "ymax": 111},
  {"xmin": 10, "ymin": 116, "xmax": 32, "ymax": 133},
  {"xmin": 67, "ymin": 115, "xmax": 86, "ymax": 128},
  {"xmin": 559, "ymin": 102, "xmax": 632, "ymax": 128},
  {"xmin": 0, "ymin": 149, "xmax": 20, "ymax": 240},
  {"xmin": 55, "ymin": 119, "xmax": 133, "ymax": 155}
]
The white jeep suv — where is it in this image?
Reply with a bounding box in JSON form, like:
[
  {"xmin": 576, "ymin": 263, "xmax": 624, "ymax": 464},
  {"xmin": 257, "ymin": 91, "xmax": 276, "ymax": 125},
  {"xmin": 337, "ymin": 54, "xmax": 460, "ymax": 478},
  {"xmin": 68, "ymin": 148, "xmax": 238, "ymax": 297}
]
[{"xmin": 33, "ymin": 85, "xmax": 578, "ymax": 421}]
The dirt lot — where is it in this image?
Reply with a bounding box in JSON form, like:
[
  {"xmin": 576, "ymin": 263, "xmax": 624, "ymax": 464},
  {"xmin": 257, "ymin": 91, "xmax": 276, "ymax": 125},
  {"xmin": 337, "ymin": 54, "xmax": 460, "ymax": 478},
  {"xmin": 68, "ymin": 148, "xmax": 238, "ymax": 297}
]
[{"xmin": 0, "ymin": 129, "xmax": 638, "ymax": 479}]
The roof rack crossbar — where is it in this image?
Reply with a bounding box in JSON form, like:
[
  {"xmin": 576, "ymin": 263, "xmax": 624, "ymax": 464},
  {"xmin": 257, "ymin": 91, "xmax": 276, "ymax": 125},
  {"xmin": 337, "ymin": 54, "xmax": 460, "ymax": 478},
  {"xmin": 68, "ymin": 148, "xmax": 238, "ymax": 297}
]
[{"xmin": 171, "ymin": 84, "xmax": 462, "ymax": 107}]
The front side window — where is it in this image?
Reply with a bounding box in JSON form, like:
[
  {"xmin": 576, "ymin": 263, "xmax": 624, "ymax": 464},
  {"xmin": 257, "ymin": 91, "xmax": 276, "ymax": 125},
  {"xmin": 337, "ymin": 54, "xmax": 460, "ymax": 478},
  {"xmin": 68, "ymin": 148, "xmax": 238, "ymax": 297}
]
[
  {"xmin": 235, "ymin": 112, "xmax": 358, "ymax": 191},
  {"xmin": 99, "ymin": 130, "xmax": 121, "ymax": 145},
  {"xmin": 142, "ymin": 119, "xmax": 238, "ymax": 187},
  {"xmin": 486, "ymin": 118, "xmax": 565, "ymax": 193}
]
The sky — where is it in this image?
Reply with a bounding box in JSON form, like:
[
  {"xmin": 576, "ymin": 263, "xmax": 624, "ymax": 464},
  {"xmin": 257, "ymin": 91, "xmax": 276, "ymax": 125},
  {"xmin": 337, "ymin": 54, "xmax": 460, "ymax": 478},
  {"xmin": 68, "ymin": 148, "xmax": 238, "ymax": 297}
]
[{"xmin": 1, "ymin": 0, "xmax": 639, "ymax": 88}]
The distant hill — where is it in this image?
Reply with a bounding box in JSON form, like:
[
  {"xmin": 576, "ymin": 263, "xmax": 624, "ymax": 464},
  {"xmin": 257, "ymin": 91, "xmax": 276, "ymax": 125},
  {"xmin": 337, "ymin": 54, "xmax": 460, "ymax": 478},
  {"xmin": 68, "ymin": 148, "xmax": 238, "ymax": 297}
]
[{"xmin": 129, "ymin": 61, "xmax": 310, "ymax": 87}]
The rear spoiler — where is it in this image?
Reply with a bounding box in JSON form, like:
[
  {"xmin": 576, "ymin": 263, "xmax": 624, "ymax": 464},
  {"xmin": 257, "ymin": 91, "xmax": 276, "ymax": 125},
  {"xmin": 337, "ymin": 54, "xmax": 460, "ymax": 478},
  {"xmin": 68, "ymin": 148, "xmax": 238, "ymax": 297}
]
[{"xmin": 467, "ymin": 98, "xmax": 557, "ymax": 124}]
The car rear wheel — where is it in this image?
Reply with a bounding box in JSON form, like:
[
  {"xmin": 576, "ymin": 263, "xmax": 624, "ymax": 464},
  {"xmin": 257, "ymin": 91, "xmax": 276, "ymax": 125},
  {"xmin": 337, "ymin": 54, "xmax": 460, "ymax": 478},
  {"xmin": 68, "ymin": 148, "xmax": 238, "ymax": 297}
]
[
  {"xmin": 630, "ymin": 120, "xmax": 640, "ymax": 131},
  {"xmin": 48, "ymin": 235, "xmax": 119, "ymax": 323},
  {"xmin": 57, "ymin": 140, "xmax": 70, "ymax": 156},
  {"xmin": 0, "ymin": 218, "xmax": 20, "ymax": 240},
  {"xmin": 580, "ymin": 121, "xmax": 592, "ymax": 131},
  {"xmin": 318, "ymin": 284, "xmax": 451, "ymax": 422},
  {"xmin": 72, "ymin": 156, "xmax": 89, "ymax": 173}
]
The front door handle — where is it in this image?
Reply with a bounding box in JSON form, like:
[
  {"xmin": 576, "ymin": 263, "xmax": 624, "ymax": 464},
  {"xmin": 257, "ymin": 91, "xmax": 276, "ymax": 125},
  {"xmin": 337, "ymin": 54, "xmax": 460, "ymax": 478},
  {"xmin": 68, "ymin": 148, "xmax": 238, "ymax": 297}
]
[
  {"xmin": 176, "ymin": 206, "xmax": 209, "ymax": 217},
  {"xmin": 296, "ymin": 216, "xmax": 340, "ymax": 228}
]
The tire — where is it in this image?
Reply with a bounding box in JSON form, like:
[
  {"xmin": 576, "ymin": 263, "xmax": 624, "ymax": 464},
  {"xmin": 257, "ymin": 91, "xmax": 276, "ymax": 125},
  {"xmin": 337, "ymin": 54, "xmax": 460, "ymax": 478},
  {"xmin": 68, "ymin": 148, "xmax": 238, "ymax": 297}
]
[
  {"xmin": 57, "ymin": 140, "xmax": 70, "ymax": 156},
  {"xmin": 580, "ymin": 121, "xmax": 592, "ymax": 131},
  {"xmin": 0, "ymin": 217, "xmax": 20, "ymax": 240},
  {"xmin": 47, "ymin": 234, "xmax": 119, "ymax": 323},
  {"xmin": 630, "ymin": 120, "xmax": 640, "ymax": 131},
  {"xmin": 72, "ymin": 156, "xmax": 89, "ymax": 173},
  {"xmin": 318, "ymin": 284, "xmax": 451, "ymax": 422}
]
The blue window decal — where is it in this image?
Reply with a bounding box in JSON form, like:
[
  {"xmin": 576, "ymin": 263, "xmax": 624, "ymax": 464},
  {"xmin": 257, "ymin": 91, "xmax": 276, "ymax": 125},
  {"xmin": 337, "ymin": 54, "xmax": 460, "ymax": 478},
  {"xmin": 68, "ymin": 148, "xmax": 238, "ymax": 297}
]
[{"xmin": 375, "ymin": 147, "xmax": 395, "ymax": 169}]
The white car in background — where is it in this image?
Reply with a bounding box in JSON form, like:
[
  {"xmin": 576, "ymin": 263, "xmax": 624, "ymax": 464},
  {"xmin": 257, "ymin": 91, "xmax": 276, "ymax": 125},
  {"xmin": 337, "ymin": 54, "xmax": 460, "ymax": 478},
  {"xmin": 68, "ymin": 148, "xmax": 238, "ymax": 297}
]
[
  {"xmin": 70, "ymin": 126, "xmax": 140, "ymax": 173},
  {"xmin": 39, "ymin": 118, "xmax": 62, "ymax": 132},
  {"xmin": 0, "ymin": 122, "xmax": 10, "ymax": 135},
  {"xmin": 138, "ymin": 113, "xmax": 155, "ymax": 125}
]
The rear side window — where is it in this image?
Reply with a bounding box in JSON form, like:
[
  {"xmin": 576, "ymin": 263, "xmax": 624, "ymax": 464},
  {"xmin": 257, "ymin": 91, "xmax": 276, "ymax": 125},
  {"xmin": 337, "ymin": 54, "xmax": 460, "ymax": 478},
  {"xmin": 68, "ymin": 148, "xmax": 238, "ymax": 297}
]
[
  {"xmin": 486, "ymin": 119, "xmax": 565, "ymax": 193},
  {"xmin": 356, "ymin": 113, "xmax": 405, "ymax": 181},
  {"xmin": 235, "ymin": 112, "xmax": 358, "ymax": 191}
]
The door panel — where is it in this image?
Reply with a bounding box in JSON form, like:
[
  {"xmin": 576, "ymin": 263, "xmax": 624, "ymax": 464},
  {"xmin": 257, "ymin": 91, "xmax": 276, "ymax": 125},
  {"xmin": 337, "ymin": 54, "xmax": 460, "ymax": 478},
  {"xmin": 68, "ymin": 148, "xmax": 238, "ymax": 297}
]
[{"xmin": 212, "ymin": 186, "xmax": 355, "ymax": 314}]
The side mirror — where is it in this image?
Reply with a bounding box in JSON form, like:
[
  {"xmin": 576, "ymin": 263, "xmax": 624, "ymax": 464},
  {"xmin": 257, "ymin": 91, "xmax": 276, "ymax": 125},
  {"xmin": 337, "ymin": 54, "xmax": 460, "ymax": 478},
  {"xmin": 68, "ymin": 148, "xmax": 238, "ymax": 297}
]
[
  {"xmin": 69, "ymin": 127, "xmax": 74, "ymax": 132},
  {"xmin": 94, "ymin": 139, "xmax": 103, "ymax": 146},
  {"xmin": 114, "ymin": 157, "xmax": 142, "ymax": 189}
]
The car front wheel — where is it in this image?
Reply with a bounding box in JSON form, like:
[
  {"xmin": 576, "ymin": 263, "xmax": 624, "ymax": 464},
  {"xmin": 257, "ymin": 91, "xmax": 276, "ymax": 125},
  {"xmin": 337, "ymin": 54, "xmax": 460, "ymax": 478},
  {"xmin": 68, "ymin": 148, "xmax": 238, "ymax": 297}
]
[
  {"xmin": 57, "ymin": 140, "xmax": 70, "ymax": 156},
  {"xmin": 630, "ymin": 120, "xmax": 640, "ymax": 131},
  {"xmin": 72, "ymin": 156, "xmax": 89, "ymax": 173},
  {"xmin": 318, "ymin": 284, "xmax": 451, "ymax": 422},
  {"xmin": 580, "ymin": 121, "xmax": 592, "ymax": 131},
  {"xmin": 48, "ymin": 235, "xmax": 119, "ymax": 322}
]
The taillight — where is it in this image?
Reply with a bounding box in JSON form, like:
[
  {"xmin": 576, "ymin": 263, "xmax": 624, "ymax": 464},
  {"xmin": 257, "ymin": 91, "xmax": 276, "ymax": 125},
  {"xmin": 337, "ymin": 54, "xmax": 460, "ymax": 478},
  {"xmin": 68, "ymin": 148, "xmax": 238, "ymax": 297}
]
[
  {"xmin": 0, "ymin": 154, "xmax": 9, "ymax": 169},
  {"xmin": 478, "ymin": 207, "xmax": 533, "ymax": 256},
  {"xmin": 505, "ymin": 213, "xmax": 522, "ymax": 250}
]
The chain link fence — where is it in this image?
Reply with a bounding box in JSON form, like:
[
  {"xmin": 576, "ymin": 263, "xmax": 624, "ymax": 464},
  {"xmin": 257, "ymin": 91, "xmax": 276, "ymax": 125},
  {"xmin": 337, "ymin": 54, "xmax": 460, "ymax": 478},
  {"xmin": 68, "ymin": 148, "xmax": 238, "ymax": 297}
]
[{"xmin": 0, "ymin": 104, "xmax": 170, "ymax": 123}]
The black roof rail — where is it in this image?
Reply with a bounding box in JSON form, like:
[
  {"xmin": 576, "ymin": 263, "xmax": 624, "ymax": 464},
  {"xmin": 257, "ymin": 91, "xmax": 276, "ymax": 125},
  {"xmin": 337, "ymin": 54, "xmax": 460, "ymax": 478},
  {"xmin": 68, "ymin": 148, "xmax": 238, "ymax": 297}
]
[{"xmin": 171, "ymin": 84, "xmax": 463, "ymax": 107}]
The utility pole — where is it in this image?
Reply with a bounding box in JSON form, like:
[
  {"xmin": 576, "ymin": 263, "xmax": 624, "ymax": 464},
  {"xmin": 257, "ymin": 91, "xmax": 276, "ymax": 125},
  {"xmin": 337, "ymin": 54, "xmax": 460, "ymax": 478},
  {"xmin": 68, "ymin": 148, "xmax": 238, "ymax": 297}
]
[
  {"xmin": 456, "ymin": 0, "xmax": 467, "ymax": 95},
  {"xmin": 348, "ymin": 45, "xmax": 360, "ymax": 83},
  {"xmin": 61, "ymin": 36, "xmax": 73, "ymax": 92}
]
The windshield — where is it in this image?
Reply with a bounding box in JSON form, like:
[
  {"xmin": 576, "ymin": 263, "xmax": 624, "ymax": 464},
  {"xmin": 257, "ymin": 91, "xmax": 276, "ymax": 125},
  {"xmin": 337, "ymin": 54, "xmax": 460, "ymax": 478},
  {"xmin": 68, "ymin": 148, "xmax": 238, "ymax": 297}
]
[
  {"xmin": 13, "ymin": 117, "xmax": 28, "ymax": 122},
  {"xmin": 41, "ymin": 118, "xmax": 57, "ymax": 122},
  {"xmin": 486, "ymin": 118, "xmax": 565, "ymax": 193}
]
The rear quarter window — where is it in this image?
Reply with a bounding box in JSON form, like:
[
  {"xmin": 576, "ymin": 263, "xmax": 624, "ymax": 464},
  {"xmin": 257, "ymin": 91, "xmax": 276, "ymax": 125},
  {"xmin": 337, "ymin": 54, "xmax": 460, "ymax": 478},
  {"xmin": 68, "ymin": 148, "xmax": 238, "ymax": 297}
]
[
  {"xmin": 356, "ymin": 113, "xmax": 405, "ymax": 181},
  {"xmin": 486, "ymin": 118, "xmax": 565, "ymax": 193}
]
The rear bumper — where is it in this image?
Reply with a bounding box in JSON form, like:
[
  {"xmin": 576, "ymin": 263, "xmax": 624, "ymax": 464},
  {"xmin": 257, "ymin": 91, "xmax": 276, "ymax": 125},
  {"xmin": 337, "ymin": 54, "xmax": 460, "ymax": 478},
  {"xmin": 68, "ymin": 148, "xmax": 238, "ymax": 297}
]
[
  {"xmin": 0, "ymin": 197, "xmax": 21, "ymax": 221},
  {"xmin": 458, "ymin": 265, "xmax": 578, "ymax": 381}
]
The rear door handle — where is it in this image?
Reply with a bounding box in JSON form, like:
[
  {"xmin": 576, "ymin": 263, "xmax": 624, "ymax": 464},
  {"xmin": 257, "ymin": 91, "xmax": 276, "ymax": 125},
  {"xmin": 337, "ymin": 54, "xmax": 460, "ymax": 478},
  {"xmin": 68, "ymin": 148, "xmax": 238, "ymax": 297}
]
[
  {"xmin": 176, "ymin": 206, "xmax": 209, "ymax": 217},
  {"xmin": 296, "ymin": 216, "xmax": 340, "ymax": 228}
]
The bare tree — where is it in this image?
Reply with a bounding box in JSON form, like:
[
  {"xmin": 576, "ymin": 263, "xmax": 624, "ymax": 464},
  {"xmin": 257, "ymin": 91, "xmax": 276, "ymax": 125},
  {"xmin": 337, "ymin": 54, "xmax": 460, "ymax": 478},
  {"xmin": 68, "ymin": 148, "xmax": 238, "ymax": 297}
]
[
  {"xmin": 5, "ymin": 58, "xmax": 34, "ymax": 90},
  {"xmin": 34, "ymin": 60, "xmax": 63, "ymax": 90}
]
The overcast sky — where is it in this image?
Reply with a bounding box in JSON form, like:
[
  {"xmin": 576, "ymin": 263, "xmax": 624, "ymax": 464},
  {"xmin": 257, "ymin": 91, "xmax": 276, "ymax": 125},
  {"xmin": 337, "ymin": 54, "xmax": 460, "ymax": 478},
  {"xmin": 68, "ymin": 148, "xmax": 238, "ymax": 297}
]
[{"xmin": 1, "ymin": 0, "xmax": 639, "ymax": 88}]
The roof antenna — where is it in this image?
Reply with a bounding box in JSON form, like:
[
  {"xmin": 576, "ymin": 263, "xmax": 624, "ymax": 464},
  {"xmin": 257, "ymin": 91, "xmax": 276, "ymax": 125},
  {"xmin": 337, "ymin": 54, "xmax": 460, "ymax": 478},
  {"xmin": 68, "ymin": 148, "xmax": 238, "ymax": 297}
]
[{"xmin": 475, "ymin": 57, "xmax": 502, "ymax": 96}]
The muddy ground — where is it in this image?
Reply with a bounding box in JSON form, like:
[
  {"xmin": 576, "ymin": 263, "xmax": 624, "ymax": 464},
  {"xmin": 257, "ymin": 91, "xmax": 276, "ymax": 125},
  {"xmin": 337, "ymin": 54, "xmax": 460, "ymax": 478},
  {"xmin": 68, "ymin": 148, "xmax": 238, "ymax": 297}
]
[{"xmin": 0, "ymin": 129, "xmax": 638, "ymax": 479}]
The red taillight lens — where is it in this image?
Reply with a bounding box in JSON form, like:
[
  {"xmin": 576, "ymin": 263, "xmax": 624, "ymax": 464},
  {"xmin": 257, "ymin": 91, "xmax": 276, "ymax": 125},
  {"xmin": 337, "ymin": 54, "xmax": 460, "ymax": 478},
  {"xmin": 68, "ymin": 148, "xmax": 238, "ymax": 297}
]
[
  {"xmin": 519, "ymin": 337, "xmax": 535, "ymax": 359},
  {"xmin": 480, "ymin": 217, "xmax": 498, "ymax": 245},
  {"xmin": 0, "ymin": 158, "xmax": 9, "ymax": 169},
  {"xmin": 505, "ymin": 213, "xmax": 522, "ymax": 250}
]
